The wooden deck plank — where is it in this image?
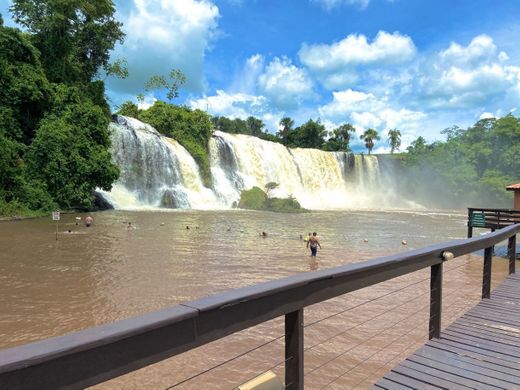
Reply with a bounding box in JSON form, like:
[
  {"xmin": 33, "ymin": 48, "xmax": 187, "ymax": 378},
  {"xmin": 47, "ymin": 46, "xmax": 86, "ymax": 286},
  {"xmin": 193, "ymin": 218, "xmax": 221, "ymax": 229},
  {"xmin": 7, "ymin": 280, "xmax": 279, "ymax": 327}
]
[
  {"xmin": 375, "ymin": 274, "xmax": 520, "ymax": 389},
  {"xmin": 445, "ymin": 325, "xmax": 520, "ymax": 345},
  {"xmin": 416, "ymin": 345, "xmax": 520, "ymax": 381},
  {"xmin": 426, "ymin": 340, "xmax": 520, "ymax": 370},
  {"xmin": 399, "ymin": 360, "xmax": 494, "ymax": 390},
  {"xmin": 384, "ymin": 371, "xmax": 442, "ymax": 389},
  {"xmin": 391, "ymin": 365, "xmax": 473, "ymax": 389},
  {"xmin": 371, "ymin": 377, "xmax": 412, "ymax": 390},
  {"xmin": 451, "ymin": 320, "xmax": 520, "ymax": 338},
  {"xmin": 407, "ymin": 353, "xmax": 519, "ymax": 388}
]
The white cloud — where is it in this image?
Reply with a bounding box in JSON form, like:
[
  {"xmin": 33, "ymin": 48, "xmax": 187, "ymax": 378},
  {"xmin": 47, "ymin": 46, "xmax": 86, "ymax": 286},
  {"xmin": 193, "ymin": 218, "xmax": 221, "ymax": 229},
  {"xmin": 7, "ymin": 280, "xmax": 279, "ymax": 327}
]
[
  {"xmin": 257, "ymin": 57, "xmax": 315, "ymax": 109},
  {"xmin": 231, "ymin": 54, "xmax": 265, "ymax": 94},
  {"xmin": 479, "ymin": 112, "xmax": 495, "ymax": 120},
  {"xmin": 188, "ymin": 90, "xmax": 282, "ymax": 131},
  {"xmin": 318, "ymin": 89, "xmax": 426, "ymax": 145},
  {"xmin": 137, "ymin": 94, "xmax": 157, "ymax": 110},
  {"xmin": 415, "ymin": 34, "xmax": 520, "ymax": 109},
  {"xmin": 299, "ymin": 31, "xmax": 416, "ymax": 72},
  {"xmin": 107, "ymin": 0, "xmax": 219, "ymax": 95},
  {"xmin": 311, "ymin": 0, "xmax": 370, "ymax": 10}
]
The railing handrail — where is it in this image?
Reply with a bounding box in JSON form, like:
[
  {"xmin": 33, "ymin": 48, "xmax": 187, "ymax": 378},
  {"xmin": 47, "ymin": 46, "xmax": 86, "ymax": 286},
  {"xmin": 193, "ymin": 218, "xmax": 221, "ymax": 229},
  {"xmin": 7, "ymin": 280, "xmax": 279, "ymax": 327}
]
[
  {"xmin": 468, "ymin": 207, "xmax": 520, "ymax": 213},
  {"xmin": 1, "ymin": 224, "xmax": 520, "ymax": 389}
]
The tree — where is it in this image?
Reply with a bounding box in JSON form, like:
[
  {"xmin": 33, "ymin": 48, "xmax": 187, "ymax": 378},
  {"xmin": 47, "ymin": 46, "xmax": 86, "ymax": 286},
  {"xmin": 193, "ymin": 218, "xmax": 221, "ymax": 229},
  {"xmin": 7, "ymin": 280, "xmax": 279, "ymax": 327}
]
[
  {"xmin": 360, "ymin": 128, "xmax": 380, "ymax": 154},
  {"xmin": 0, "ymin": 24, "xmax": 51, "ymax": 143},
  {"xmin": 145, "ymin": 68, "xmax": 186, "ymax": 102},
  {"xmin": 10, "ymin": 0, "xmax": 125, "ymax": 84},
  {"xmin": 324, "ymin": 123, "xmax": 356, "ymax": 151},
  {"xmin": 387, "ymin": 128, "xmax": 402, "ymax": 154},
  {"xmin": 104, "ymin": 58, "xmax": 129, "ymax": 80},
  {"xmin": 246, "ymin": 116, "xmax": 265, "ymax": 137},
  {"xmin": 26, "ymin": 84, "xmax": 119, "ymax": 208},
  {"xmin": 277, "ymin": 117, "xmax": 295, "ymax": 146},
  {"xmin": 264, "ymin": 182, "xmax": 279, "ymax": 197},
  {"xmin": 294, "ymin": 119, "xmax": 326, "ymax": 149}
]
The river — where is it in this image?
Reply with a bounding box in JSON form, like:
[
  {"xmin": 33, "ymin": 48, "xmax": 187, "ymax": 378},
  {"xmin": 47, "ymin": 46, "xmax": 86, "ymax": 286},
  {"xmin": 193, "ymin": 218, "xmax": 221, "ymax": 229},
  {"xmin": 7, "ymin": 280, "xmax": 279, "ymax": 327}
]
[{"xmin": 0, "ymin": 209, "xmax": 511, "ymax": 389}]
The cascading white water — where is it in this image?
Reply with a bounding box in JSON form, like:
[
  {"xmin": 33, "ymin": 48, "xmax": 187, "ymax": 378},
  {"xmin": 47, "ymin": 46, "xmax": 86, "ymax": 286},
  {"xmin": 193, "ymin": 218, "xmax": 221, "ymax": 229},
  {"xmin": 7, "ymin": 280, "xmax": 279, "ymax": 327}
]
[
  {"xmin": 101, "ymin": 116, "xmax": 419, "ymax": 210},
  {"xmin": 99, "ymin": 116, "xmax": 222, "ymax": 210}
]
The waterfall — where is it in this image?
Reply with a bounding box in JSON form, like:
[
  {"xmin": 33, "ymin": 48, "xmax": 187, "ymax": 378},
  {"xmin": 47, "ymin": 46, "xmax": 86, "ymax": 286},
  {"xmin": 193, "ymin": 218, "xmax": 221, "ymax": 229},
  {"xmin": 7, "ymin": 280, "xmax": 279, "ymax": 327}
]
[
  {"xmin": 100, "ymin": 116, "xmax": 416, "ymax": 210},
  {"xmin": 99, "ymin": 116, "xmax": 222, "ymax": 209}
]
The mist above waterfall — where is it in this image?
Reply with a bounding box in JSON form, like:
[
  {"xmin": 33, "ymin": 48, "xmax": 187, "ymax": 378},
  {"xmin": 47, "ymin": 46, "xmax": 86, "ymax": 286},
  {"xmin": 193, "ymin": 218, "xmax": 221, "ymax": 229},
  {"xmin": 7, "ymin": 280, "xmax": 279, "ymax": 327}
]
[{"xmin": 100, "ymin": 116, "xmax": 421, "ymax": 210}]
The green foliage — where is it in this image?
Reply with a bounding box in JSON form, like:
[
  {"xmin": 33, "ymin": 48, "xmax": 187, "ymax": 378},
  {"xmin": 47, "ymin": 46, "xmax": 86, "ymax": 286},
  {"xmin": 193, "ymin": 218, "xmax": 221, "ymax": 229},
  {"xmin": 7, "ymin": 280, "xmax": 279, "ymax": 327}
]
[
  {"xmin": 400, "ymin": 115, "xmax": 520, "ymax": 208},
  {"xmin": 387, "ymin": 128, "xmax": 401, "ymax": 154},
  {"xmin": 10, "ymin": 0, "xmax": 125, "ymax": 84},
  {"xmin": 26, "ymin": 85, "xmax": 119, "ymax": 209},
  {"xmin": 139, "ymin": 101, "xmax": 213, "ymax": 186},
  {"xmin": 104, "ymin": 58, "xmax": 128, "ymax": 80},
  {"xmin": 116, "ymin": 101, "xmax": 141, "ymax": 118},
  {"xmin": 0, "ymin": 2, "xmax": 121, "ymax": 216},
  {"xmin": 145, "ymin": 69, "xmax": 186, "ymax": 102},
  {"xmin": 266, "ymin": 196, "xmax": 305, "ymax": 213},
  {"xmin": 293, "ymin": 119, "xmax": 326, "ymax": 149},
  {"xmin": 0, "ymin": 25, "xmax": 51, "ymax": 143},
  {"xmin": 360, "ymin": 128, "xmax": 380, "ymax": 154},
  {"xmin": 238, "ymin": 187, "xmax": 267, "ymax": 209},
  {"xmin": 238, "ymin": 186, "xmax": 305, "ymax": 213},
  {"xmin": 323, "ymin": 123, "xmax": 356, "ymax": 152}
]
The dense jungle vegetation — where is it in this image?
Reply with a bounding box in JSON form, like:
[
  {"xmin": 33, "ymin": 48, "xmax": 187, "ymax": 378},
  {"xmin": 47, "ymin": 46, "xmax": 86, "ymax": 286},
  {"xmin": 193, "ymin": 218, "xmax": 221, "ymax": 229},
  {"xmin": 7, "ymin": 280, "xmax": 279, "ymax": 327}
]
[{"xmin": 0, "ymin": 1, "xmax": 123, "ymax": 216}]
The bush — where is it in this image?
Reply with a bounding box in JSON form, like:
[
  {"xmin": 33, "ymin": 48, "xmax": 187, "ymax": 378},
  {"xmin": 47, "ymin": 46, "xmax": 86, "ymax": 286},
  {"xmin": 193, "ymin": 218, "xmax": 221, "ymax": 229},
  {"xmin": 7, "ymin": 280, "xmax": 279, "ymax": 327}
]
[
  {"xmin": 238, "ymin": 187, "xmax": 267, "ymax": 210},
  {"xmin": 238, "ymin": 187, "xmax": 306, "ymax": 213}
]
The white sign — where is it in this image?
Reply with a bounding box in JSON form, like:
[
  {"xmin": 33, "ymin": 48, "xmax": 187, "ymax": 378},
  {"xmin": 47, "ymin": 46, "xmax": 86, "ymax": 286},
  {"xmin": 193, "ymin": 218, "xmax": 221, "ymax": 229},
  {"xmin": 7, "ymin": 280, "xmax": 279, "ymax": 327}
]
[{"xmin": 52, "ymin": 211, "xmax": 60, "ymax": 221}]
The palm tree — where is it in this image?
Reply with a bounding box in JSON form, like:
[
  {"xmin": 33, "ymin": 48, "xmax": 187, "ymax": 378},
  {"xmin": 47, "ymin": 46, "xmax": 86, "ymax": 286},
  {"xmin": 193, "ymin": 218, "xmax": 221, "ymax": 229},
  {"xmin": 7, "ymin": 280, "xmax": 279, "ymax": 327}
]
[
  {"xmin": 277, "ymin": 117, "xmax": 294, "ymax": 146},
  {"xmin": 387, "ymin": 128, "xmax": 402, "ymax": 154},
  {"xmin": 360, "ymin": 128, "xmax": 380, "ymax": 154}
]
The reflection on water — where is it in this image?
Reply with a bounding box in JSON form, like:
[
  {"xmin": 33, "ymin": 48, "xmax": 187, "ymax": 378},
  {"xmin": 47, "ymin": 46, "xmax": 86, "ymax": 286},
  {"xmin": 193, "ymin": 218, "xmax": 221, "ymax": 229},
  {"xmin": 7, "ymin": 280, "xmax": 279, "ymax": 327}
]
[{"xmin": 0, "ymin": 209, "xmax": 512, "ymax": 388}]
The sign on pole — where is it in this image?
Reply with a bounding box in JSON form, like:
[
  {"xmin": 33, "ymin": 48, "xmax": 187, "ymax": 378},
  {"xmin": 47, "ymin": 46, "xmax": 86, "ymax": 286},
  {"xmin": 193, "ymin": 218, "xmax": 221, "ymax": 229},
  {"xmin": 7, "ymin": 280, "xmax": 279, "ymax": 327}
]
[{"xmin": 52, "ymin": 211, "xmax": 60, "ymax": 240}]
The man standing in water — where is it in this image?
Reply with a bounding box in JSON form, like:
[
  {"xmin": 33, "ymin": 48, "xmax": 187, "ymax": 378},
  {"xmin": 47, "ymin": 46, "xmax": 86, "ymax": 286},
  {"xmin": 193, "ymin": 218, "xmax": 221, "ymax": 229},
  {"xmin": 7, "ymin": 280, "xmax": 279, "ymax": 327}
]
[
  {"xmin": 307, "ymin": 232, "xmax": 321, "ymax": 257},
  {"xmin": 85, "ymin": 215, "xmax": 93, "ymax": 227}
]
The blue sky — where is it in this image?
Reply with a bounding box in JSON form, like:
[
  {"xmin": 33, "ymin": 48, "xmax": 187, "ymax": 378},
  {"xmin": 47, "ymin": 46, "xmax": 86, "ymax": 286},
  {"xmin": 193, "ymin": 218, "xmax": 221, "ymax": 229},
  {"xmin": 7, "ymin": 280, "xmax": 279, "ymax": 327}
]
[{"xmin": 2, "ymin": 0, "xmax": 520, "ymax": 152}]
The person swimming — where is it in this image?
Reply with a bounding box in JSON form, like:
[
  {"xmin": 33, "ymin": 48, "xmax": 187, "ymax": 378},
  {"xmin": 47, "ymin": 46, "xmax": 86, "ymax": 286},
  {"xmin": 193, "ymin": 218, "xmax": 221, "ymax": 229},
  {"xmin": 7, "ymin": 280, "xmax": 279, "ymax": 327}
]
[{"xmin": 85, "ymin": 216, "xmax": 93, "ymax": 227}]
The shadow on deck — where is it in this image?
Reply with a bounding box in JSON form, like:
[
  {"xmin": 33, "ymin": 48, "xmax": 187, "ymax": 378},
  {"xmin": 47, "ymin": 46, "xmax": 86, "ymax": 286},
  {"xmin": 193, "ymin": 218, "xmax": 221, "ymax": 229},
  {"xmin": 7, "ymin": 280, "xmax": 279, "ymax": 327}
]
[{"xmin": 374, "ymin": 273, "xmax": 520, "ymax": 389}]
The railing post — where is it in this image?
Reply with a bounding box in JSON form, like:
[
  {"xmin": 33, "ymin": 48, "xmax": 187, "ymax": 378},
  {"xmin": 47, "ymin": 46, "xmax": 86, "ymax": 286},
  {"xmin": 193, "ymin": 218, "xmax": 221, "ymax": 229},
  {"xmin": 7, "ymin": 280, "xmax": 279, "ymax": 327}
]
[
  {"xmin": 285, "ymin": 309, "xmax": 303, "ymax": 390},
  {"xmin": 429, "ymin": 261, "xmax": 443, "ymax": 340},
  {"xmin": 467, "ymin": 208, "xmax": 473, "ymax": 238},
  {"xmin": 482, "ymin": 247, "xmax": 493, "ymax": 299},
  {"xmin": 508, "ymin": 234, "xmax": 516, "ymax": 275}
]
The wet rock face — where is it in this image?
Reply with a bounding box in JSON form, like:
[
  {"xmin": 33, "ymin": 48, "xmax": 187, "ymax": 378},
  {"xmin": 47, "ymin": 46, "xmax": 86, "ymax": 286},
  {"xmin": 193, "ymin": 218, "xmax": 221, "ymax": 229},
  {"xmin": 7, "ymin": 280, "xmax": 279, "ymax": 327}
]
[
  {"xmin": 93, "ymin": 191, "xmax": 114, "ymax": 210},
  {"xmin": 161, "ymin": 189, "xmax": 180, "ymax": 209}
]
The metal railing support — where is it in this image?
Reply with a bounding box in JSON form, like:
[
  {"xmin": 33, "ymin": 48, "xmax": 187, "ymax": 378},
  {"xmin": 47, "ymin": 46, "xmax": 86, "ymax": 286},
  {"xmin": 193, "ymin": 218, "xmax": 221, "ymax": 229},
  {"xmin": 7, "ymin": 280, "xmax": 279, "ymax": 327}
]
[
  {"xmin": 482, "ymin": 247, "xmax": 493, "ymax": 299},
  {"xmin": 509, "ymin": 234, "xmax": 516, "ymax": 275},
  {"xmin": 285, "ymin": 309, "xmax": 303, "ymax": 390},
  {"xmin": 429, "ymin": 262, "xmax": 443, "ymax": 340}
]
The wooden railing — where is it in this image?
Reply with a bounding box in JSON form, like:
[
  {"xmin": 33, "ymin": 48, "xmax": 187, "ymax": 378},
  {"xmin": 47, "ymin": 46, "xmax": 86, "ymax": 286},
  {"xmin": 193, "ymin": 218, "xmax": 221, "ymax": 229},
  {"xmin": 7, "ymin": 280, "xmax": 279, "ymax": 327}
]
[
  {"xmin": 1, "ymin": 225, "xmax": 519, "ymax": 389},
  {"xmin": 467, "ymin": 207, "xmax": 520, "ymax": 237}
]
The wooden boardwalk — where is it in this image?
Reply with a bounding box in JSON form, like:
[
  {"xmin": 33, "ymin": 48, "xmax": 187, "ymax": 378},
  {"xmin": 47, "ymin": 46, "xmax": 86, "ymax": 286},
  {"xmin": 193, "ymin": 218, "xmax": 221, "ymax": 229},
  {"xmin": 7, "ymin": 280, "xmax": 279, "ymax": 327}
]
[{"xmin": 374, "ymin": 273, "xmax": 520, "ymax": 389}]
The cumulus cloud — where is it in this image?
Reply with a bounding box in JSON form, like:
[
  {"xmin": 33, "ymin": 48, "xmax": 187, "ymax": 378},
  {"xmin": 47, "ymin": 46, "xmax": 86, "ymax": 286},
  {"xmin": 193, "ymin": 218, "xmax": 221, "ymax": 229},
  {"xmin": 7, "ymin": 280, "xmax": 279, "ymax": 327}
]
[
  {"xmin": 299, "ymin": 31, "xmax": 416, "ymax": 71},
  {"xmin": 299, "ymin": 31, "xmax": 416, "ymax": 89},
  {"xmin": 257, "ymin": 57, "xmax": 315, "ymax": 109},
  {"xmin": 318, "ymin": 89, "xmax": 426, "ymax": 144},
  {"xmin": 408, "ymin": 34, "xmax": 520, "ymax": 110},
  {"xmin": 107, "ymin": 0, "xmax": 219, "ymax": 96},
  {"xmin": 188, "ymin": 90, "xmax": 282, "ymax": 131}
]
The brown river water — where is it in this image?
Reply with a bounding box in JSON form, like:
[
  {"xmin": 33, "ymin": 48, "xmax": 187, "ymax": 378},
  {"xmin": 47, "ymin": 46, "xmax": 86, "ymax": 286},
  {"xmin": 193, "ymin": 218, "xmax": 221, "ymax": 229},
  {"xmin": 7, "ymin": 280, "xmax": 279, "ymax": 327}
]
[{"xmin": 0, "ymin": 209, "xmax": 513, "ymax": 389}]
